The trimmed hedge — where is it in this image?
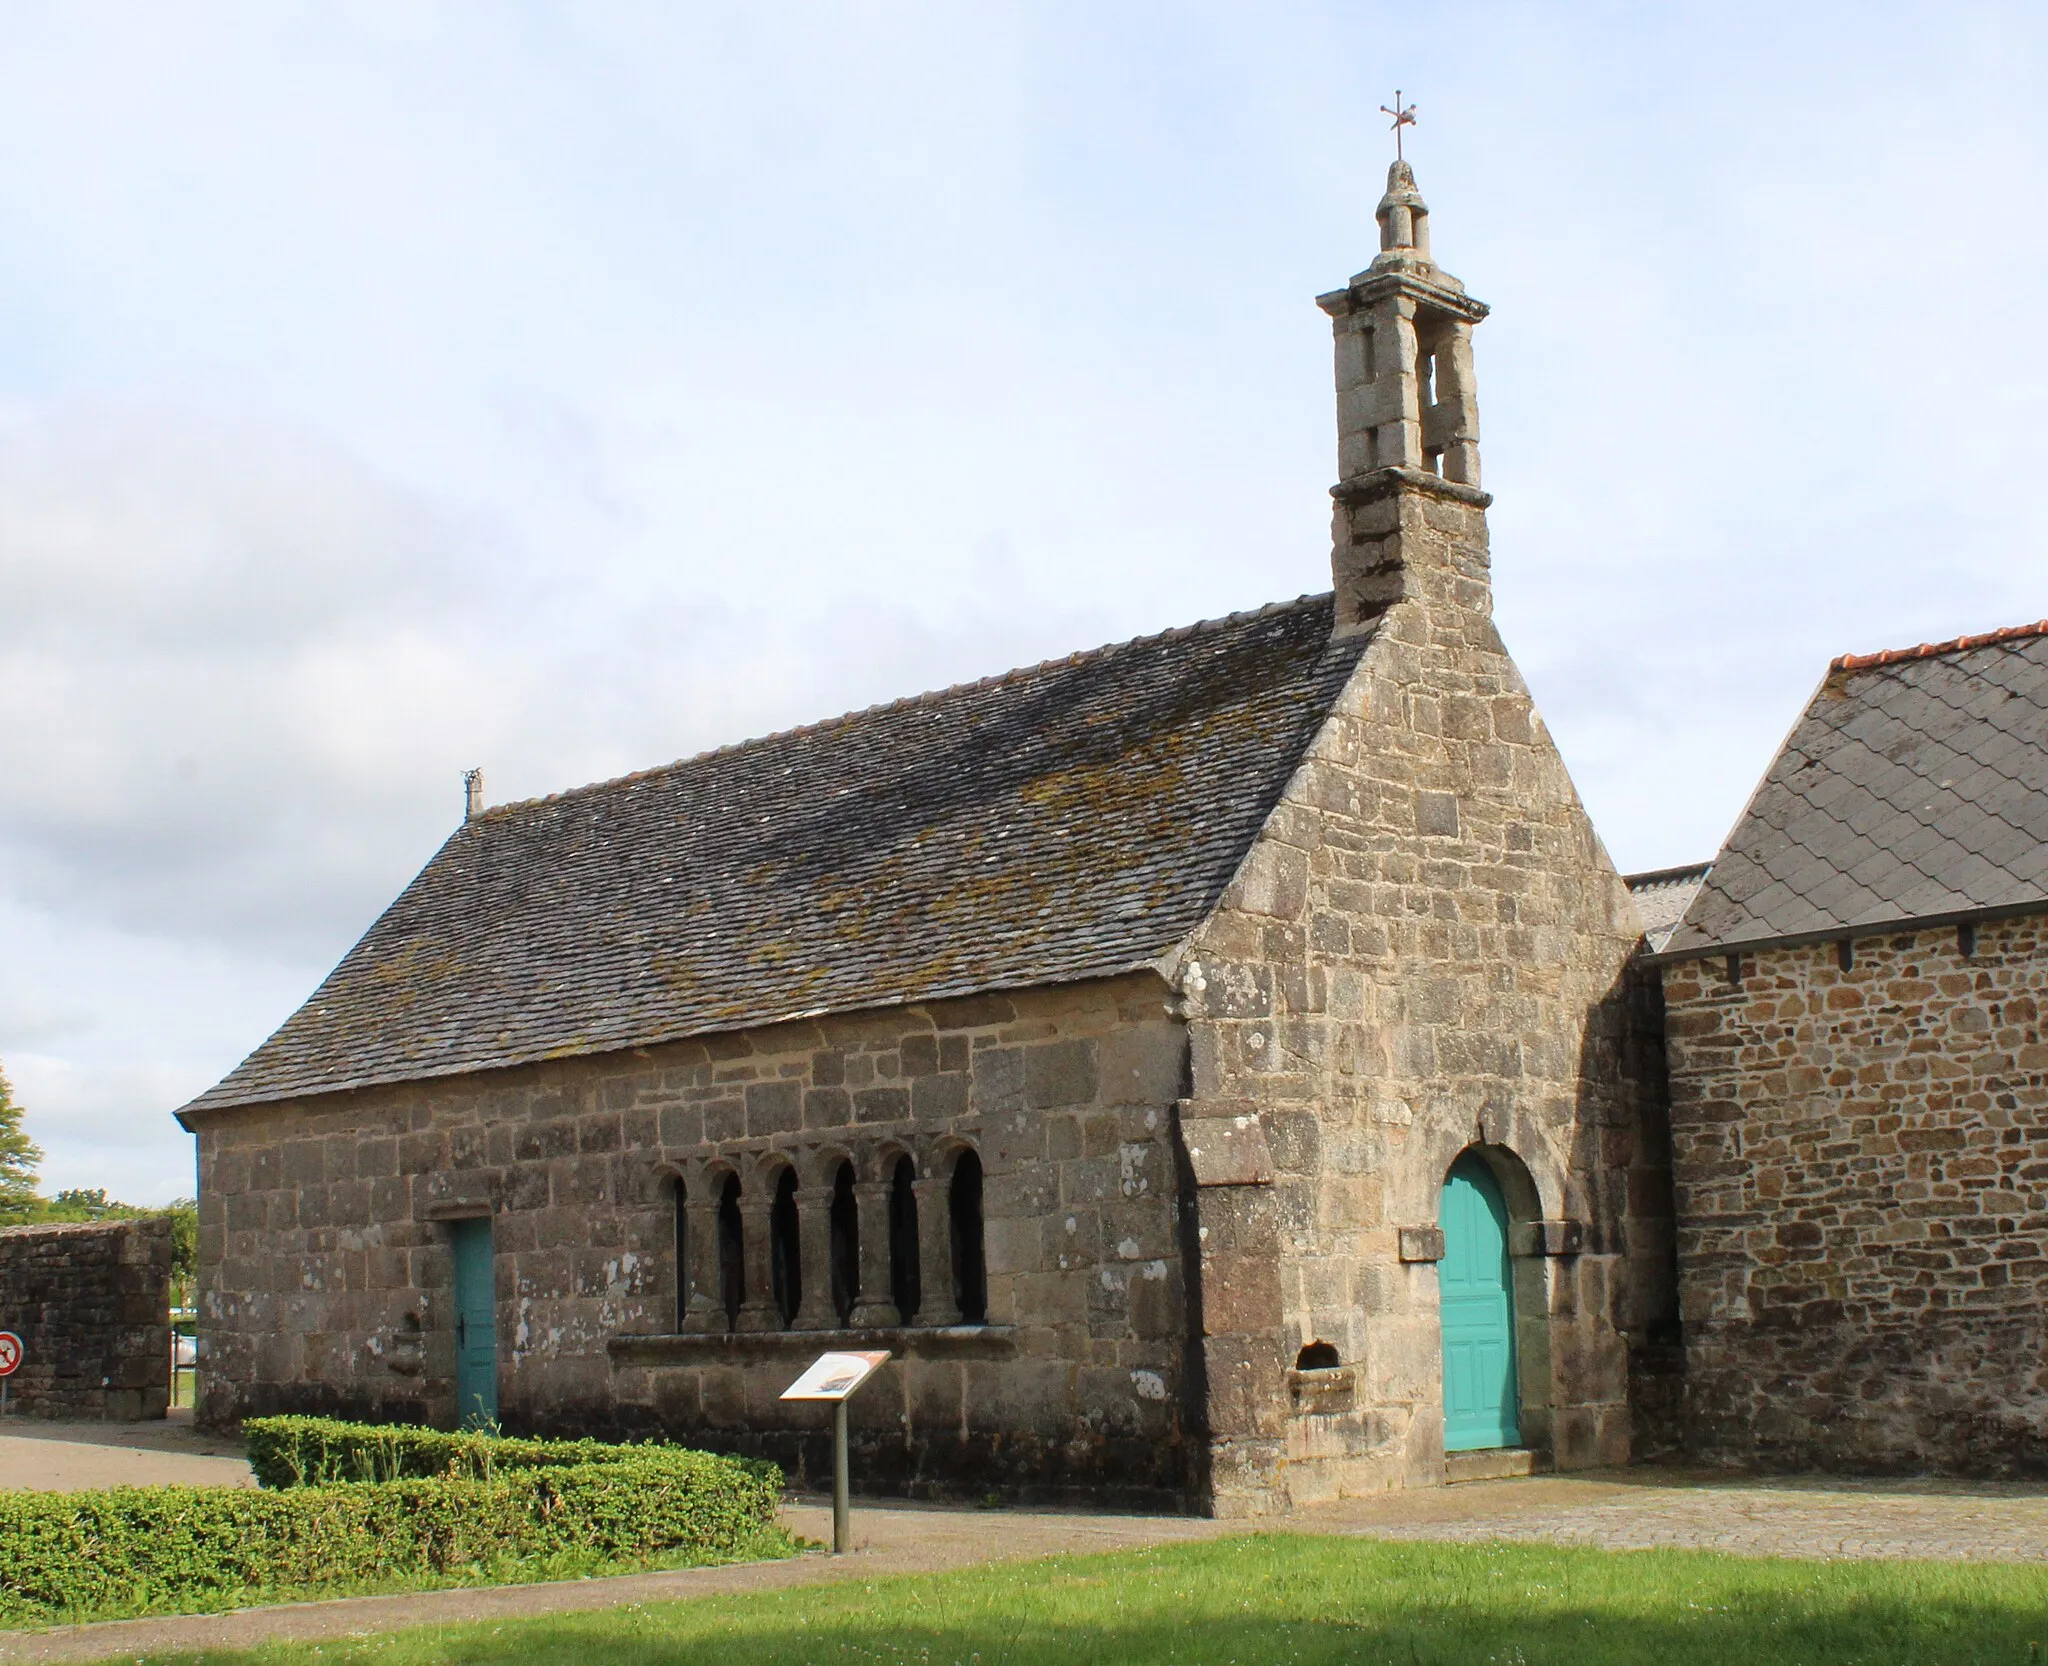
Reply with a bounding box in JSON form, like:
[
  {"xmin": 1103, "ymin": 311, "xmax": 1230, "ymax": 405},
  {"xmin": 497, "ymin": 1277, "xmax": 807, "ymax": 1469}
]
[
  {"xmin": 244, "ymin": 1415, "xmax": 631, "ymax": 1489},
  {"xmin": 0, "ymin": 1419, "xmax": 786, "ymax": 1626}
]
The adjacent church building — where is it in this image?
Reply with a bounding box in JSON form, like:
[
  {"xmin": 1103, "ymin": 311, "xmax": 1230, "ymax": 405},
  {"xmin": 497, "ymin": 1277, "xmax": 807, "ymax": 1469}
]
[
  {"xmin": 1653, "ymin": 622, "xmax": 2048, "ymax": 1477},
  {"xmin": 180, "ymin": 160, "xmax": 2045, "ymax": 1510}
]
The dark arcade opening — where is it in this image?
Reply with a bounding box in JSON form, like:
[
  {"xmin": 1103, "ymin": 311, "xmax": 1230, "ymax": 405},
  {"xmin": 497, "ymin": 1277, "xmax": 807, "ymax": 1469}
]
[
  {"xmin": 888, "ymin": 1156, "xmax": 920, "ymax": 1323},
  {"xmin": 716, "ymin": 1173, "xmax": 744, "ymax": 1332},
  {"xmin": 949, "ymin": 1149, "xmax": 987, "ymax": 1325},
  {"xmin": 829, "ymin": 1161, "xmax": 859, "ymax": 1325},
  {"xmin": 769, "ymin": 1167, "xmax": 801, "ymax": 1329}
]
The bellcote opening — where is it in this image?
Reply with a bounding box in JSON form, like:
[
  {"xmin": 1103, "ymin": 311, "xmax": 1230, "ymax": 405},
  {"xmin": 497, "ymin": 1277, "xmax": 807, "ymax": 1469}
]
[
  {"xmin": 1318, "ymin": 160, "xmax": 1488, "ymax": 490},
  {"xmin": 1318, "ymin": 156, "xmax": 1496, "ymax": 636}
]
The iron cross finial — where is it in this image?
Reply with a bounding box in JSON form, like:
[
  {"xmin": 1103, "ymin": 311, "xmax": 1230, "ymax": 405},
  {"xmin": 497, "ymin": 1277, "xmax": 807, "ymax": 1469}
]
[{"xmin": 1380, "ymin": 91, "xmax": 1417, "ymax": 161}]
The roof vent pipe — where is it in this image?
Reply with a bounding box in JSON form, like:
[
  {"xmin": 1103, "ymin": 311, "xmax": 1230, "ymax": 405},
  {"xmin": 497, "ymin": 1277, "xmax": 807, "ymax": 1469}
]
[{"xmin": 463, "ymin": 768, "xmax": 484, "ymax": 822}]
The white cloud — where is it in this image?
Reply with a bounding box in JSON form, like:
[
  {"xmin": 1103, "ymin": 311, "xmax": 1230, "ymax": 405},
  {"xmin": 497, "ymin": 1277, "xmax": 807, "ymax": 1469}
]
[
  {"xmin": 0, "ymin": 1, "xmax": 2042, "ymax": 1198},
  {"xmin": 6, "ymin": 1053, "xmax": 204, "ymax": 1206}
]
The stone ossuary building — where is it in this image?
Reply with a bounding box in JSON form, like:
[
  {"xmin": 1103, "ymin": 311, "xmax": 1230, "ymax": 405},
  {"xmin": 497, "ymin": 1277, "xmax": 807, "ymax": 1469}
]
[
  {"xmin": 180, "ymin": 161, "xmax": 1675, "ymax": 1515},
  {"xmin": 181, "ymin": 155, "xmax": 2047, "ymax": 1503}
]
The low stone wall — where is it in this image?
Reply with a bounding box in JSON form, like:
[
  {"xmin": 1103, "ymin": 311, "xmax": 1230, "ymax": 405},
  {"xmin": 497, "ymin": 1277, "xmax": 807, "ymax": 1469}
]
[
  {"xmin": 1663, "ymin": 912, "xmax": 2048, "ymax": 1475},
  {"xmin": 0, "ymin": 1218, "xmax": 174, "ymax": 1420}
]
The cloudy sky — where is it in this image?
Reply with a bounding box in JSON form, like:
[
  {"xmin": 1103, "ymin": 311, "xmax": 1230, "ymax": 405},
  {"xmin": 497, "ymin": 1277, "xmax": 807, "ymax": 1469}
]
[{"xmin": 1, "ymin": 2, "xmax": 2042, "ymax": 1204}]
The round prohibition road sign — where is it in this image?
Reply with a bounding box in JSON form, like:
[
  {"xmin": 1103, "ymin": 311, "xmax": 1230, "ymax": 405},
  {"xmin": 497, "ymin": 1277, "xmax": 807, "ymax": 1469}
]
[{"xmin": 0, "ymin": 1332, "xmax": 20, "ymax": 1377}]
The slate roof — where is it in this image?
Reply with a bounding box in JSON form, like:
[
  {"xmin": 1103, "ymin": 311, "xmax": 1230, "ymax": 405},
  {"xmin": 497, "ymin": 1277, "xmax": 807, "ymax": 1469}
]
[
  {"xmin": 1662, "ymin": 620, "xmax": 2048, "ymax": 958},
  {"xmin": 1624, "ymin": 864, "xmax": 1712, "ymax": 952},
  {"xmin": 183, "ymin": 594, "xmax": 1372, "ymax": 1116}
]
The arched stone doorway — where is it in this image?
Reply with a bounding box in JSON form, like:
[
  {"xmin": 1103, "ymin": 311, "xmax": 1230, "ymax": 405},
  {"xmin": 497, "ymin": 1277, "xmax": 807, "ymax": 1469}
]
[{"xmin": 1439, "ymin": 1150, "xmax": 1520, "ymax": 1452}]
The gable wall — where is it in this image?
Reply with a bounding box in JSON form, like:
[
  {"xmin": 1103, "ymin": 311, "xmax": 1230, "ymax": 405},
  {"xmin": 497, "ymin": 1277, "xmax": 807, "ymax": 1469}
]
[
  {"xmin": 192, "ymin": 972, "xmax": 1194, "ymax": 1506},
  {"xmin": 1179, "ymin": 486, "xmax": 1667, "ymax": 1513},
  {"xmin": 1663, "ymin": 913, "xmax": 2048, "ymax": 1474}
]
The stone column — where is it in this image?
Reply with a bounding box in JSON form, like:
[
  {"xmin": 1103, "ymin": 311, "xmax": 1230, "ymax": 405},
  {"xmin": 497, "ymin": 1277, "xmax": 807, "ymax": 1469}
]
[
  {"xmin": 737, "ymin": 1191, "xmax": 779, "ymax": 1333},
  {"xmin": 912, "ymin": 1174, "xmax": 961, "ymax": 1327},
  {"xmin": 1382, "ymin": 294, "xmax": 1423, "ymax": 468},
  {"xmin": 1437, "ymin": 322, "xmax": 1481, "ymax": 486},
  {"xmin": 848, "ymin": 1181, "xmax": 898, "ymax": 1328},
  {"xmin": 796, "ymin": 1185, "xmax": 839, "ymax": 1331},
  {"xmin": 681, "ymin": 1197, "xmax": 727, "ymax": 1334}
]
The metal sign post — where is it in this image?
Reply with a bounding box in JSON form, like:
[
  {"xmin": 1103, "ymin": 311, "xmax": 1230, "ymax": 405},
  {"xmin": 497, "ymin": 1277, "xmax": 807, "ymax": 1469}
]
[
  {"xmin": 0, "ymin": 1330, "xmax": 22, "ymax": 1418},
  {"xmin": 780, "ymin": 1349, "xmax": 890, "ymax": 1554}
]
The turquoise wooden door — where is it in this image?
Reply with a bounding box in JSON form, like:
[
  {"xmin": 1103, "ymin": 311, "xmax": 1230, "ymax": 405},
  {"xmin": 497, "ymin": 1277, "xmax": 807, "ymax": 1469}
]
[
  {"xmin": 450, "ymin": 1218, "xmax": 499, "ymax": 1428},
  {"xmin": 1438, "ymin": 1153, "xmax": 1520, "ymax": 1452}
]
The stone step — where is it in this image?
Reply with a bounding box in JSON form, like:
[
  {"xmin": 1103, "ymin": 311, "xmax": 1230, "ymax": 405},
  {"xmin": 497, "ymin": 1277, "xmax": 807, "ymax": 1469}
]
[{"xmin": 1445, "ymin": 1446, "xmax": 1544, "ymax": 1484}]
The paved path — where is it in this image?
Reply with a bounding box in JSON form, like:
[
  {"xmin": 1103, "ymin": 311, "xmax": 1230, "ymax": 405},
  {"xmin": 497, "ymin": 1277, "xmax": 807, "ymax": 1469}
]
[
  {"xmin": 0, "ymin": 1454, "xmax": 2043, "ymax": 1662},
  {"xmin": 0, "ymin": 1420, "xmax": 252, "ymax": 1493}
]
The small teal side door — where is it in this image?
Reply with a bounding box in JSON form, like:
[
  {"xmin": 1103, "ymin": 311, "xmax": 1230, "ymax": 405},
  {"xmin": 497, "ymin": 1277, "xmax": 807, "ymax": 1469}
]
[
  {"xmin": 1439, "ymin": 1152, "xmax": 1520, "ymax": 1452},
  {"xmin": 449, "ymin": 1218, "xmax": 499, "ymax": 1429}
]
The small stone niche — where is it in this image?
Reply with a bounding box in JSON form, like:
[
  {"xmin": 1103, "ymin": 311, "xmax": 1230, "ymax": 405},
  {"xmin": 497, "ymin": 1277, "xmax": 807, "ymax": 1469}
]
[{"xmin": 1288, "ymin": 1341, "xmax": 1357, "ymax": 1413}]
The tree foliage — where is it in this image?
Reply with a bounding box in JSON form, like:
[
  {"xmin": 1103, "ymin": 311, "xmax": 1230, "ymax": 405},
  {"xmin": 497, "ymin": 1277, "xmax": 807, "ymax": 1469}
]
[
  {"xmin": 0, "ymin": 1061, "xmax": 196, "ymax": 1297},
  {"xmin": 0, "ymin": 1065, "xmax": 45, "ymax": 1224}
]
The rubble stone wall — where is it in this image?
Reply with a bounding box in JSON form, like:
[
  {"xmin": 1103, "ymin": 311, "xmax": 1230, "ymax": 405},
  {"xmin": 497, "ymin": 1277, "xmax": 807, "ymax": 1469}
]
[
  {"xmin": 1179, "ymin": 479, "xmax": 1664, "ymax": 1515},
  {"xmin": 0, "ymin": 1218, "xmax": 173, "ymax": 1419},
  {"xmin": 193, "ymin": 972, "xmax": 1195, "ymax": 1506},
  {"xmin": 1663, "ymin": 912, "xmax": 2048, "ymax": 1475}
]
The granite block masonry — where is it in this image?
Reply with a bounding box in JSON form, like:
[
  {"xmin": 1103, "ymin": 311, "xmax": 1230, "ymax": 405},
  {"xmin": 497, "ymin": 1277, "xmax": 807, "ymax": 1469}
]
[
  {"xmin": 181, "ymin": 159, "xmax": 1667, "ymax": 1514},
  {"xmin": 1653, "ymin": 617, "xmax": 2048, "ymax": 1480},
  {"xmin": 1178, "ymin": 436, "xmax": 1664, "ymax": 1511},
  {"xmin": 0, "ymin": 1218, "xmax": 173, "ymax": 1420},
  {"xmin": 1662, "ymin": 914, "xmax": 2048, "ymax": 1475},
  {"xmin": 196, "ymin": 976, "xmax": 1196, "ymax": 1505}
]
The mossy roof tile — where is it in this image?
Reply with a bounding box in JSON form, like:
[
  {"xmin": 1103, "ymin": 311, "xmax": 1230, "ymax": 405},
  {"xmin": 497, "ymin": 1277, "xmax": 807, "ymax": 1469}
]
[{"xmin": 184, "ymin": 594, "xmax": 1370, "ymax": 1115}]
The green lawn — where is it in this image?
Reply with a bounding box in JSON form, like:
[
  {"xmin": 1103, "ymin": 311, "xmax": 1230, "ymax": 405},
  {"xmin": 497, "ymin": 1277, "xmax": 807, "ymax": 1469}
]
[{"xmin": 145, "ymin": 1534, "xmax": 2048, "ymax": 1666}]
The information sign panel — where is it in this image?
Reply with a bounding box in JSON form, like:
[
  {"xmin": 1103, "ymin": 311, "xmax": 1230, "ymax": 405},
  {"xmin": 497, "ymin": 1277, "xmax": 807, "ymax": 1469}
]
[
  {"xmin": 780, "ymin": 1350, "xmax": 889, "ymax": 1403},
  {"xmin": 780, "ymin": 1349, "xmax": 891, "ymax": 1553}
]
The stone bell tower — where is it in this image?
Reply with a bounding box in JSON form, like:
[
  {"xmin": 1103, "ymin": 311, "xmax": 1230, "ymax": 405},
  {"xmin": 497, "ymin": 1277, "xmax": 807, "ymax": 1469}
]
[{"xmin": 1317, "ymin": 160, "xmax": 1492, "ymax": 635}]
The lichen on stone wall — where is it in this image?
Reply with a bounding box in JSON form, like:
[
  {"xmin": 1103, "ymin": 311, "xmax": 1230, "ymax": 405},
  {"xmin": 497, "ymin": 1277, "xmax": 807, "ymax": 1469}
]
[{"xmin": 1179, "ymin": 484, "xmax": 1663, "ymax": 1513}]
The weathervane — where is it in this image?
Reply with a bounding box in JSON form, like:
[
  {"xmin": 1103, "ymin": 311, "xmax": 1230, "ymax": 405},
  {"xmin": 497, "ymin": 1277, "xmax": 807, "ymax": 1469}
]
[{"xmin": 1380, "ymin": 90, "xmax": 1417, "ymax": 161}]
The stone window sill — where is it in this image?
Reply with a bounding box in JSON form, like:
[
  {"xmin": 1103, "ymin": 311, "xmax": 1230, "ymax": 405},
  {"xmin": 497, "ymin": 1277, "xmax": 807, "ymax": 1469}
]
[
  {"xmin": 607, "ymin": 1325, "xmax": 1018, "ymax": 1365},
  {"xmin": 1288, "ymin": 1364, "xmax": 1360, "ymax": 1412}
]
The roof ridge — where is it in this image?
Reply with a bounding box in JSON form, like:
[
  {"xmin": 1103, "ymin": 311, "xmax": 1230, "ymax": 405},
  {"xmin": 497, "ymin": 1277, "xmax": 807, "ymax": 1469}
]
[
  {"xmin": 1831, "ymin": 618, "xmax": 2048, "ymax": 675},
  {"xmin": 1624, "ymin": 862, "xmax": 1712, "ymax": 889},
  {"xmin": 475, "ymin": 592, "xmax": 1337, "ymax": 821}
]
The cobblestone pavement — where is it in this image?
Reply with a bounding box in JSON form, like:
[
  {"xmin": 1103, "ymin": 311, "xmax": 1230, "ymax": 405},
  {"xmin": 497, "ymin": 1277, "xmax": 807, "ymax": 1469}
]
[{"xmin": 0, "ymin": 1468, "xmax": 2044, "ymax": 1662}]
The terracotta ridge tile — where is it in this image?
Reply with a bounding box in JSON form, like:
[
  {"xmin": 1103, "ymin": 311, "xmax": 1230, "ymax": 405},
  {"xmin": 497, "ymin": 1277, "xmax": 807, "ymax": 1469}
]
[{"xmin": 1830, "ymin": 618, "xmax": 2048, "ymax": 675}]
